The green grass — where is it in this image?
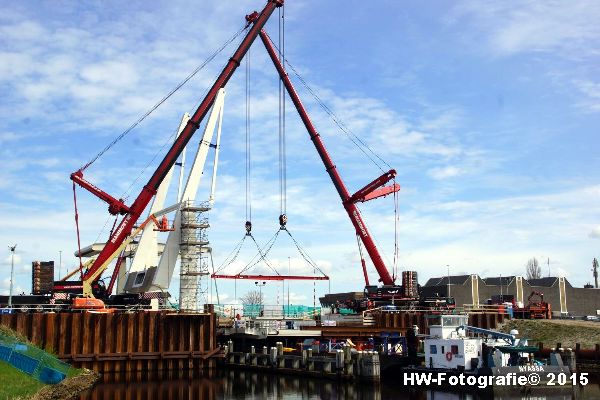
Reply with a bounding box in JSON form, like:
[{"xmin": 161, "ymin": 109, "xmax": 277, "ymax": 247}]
[
  {"xmin": 0, "ymin": 326, "xmax": 28, "ymax": 344},
  {"xmin": 0, "ymin": 361, "xmax": 45, "ymax": 400},
  {"xmin": 499, "ymin": 319, "xmax": 600, "ymax": 349},
  {"xmin": 0, "ymin": 326, "xmax": 84, "ymax": 399}
]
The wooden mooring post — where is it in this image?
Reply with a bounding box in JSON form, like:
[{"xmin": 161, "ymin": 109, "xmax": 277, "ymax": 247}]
[
  {"xmin": 0, "ymin": 311, "xmax": 220, "ymax": 373},
  {"xmin": 222, "ymin": 342, "xmax": 380, "ymax": 382}
]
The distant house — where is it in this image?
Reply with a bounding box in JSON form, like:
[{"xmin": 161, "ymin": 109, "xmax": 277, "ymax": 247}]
[{"xmin": 421, "ymin": 274, "xmax": 600, "ymax": 317}]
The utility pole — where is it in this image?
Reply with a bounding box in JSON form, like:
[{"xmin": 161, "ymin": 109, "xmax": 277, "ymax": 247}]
[
  {"xmin": 8, "ymin": 244, "xmax": 16, "ymax": 309},
  {"xmin": 547, "ymin": 257, "xmax": 550, "ymax": 277},
  {"xmin": 446, "ymin": 264, "xmax": 451, "ymax": 297},
  {"xmin": 59, "ymin": 250, "xmax": 62, "ymax": 280},
  {"xmin": 287, "ymin": 257, "xmax": 290, "ymax": 316},
  {"xmin": 593, "ymin": 258, "xmax": 599, "ymax": 289}
]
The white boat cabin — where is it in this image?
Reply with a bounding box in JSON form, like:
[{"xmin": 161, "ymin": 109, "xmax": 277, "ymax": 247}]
[{"xmin": 424, "ymin": 315, "xmax": 483, "ymax": 370}]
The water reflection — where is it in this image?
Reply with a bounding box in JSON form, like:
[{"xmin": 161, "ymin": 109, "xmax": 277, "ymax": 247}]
[{"xmin": 80, "ymin": 369, "xmax": 599, "ymax": 400}]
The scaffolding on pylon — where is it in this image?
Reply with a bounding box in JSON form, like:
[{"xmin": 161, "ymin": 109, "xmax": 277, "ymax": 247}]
[{"xmin": 179, "ymin": 200, "xmax": 211, "ymax": 312}]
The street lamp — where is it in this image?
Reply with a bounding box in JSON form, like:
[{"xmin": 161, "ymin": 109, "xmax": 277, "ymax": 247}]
[
  {"xmin": 59, "ymin": 250, "xmax": 62, "ymax": 280},
  {"xmin": 255, "ymin": 281, "xmax": 266, "ymax": 316},
  {"xmin": 8, "ymin": 244, "xmax": 16, "ymax": 309}
]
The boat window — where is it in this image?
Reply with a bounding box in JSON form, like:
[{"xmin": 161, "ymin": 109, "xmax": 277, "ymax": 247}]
[
  {"xmin": 441, "ymin": 346, "xmax": 445, "ymax": 353},
  {"xmin": 451, "ymin": 345, "xmax": 459, "ymax": 355},
  {"xmin": 430, "ymin": 345, "xmax": 437, "ymax": 354}
]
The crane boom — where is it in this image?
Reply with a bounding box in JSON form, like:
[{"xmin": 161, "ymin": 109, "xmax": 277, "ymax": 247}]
[
  {"xmin": 73, "ymin": 0, "xmax": 283, "ymax": 290},
  {"xmin": 259, "ymin": 30, "xmax": 397, "ymax": 286}
]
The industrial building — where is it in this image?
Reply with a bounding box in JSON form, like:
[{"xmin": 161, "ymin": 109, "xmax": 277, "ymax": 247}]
[{"xmin": 421, "ymin": 275, "xmax": 600, "ymax": 317}]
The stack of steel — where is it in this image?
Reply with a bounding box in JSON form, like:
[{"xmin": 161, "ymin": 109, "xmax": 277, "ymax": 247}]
[
  {"xmin": 401, "ymin": 270, "xmax": 418, "ymax": 298},
  {"xmin": 32, "ymin": 261, "xmax": 54, "ymax": 295}
]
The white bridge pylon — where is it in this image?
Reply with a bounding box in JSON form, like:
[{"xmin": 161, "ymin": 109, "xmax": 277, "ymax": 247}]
[{"xmin": 123, "ymin": 88, "xmax": 225, "ymax": 301}]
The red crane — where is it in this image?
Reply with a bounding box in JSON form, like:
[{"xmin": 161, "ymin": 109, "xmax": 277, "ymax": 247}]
[
  {"xmin": 71, "ymin": 0, "xmax": 399, "ymax": 298},
  {"xmin": 70, "ymin": 0, "xmax": 284, "ymax": 297},
  {"xmin": 258, "ymin": 30, "xmax": 399, "ymax": 286}
]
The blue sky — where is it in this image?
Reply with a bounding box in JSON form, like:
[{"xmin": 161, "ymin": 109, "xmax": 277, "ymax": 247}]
[{"xmin": 1, "ymin": 1, "xmax": 599, "ymax": 306}]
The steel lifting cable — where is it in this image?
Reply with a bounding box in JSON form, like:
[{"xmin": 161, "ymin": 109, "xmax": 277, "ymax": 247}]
[
  {"xmin": 72, "ymin": 183, "xmax": 84, "ymax": 278},
  {"xmin": 264, "ymin": 34, "xmax": 392, "ymax": 173},
  {"xmin": 96, "ymin": 118, "xmax": 183, "ymax": 239},
  {"xmin": 245, "ymin": 46, "xmax": 252, "ymax": 224},
  {"xmin": 237, "ymin": 230, "xmax": 281, "ymax": 275},
  {"xmin": 278, "ymin": 5, "xmax": 287, "ymax": 216},
  {"xmin": 79, "ymin": 24, "xmax": 248, "ymax": 172},
  {"xmin": 282, "ymin": 228, "xmax": 327, "ymax": 277},
  {"xmin": 214, "ymin": 234, "xmax": 248, "ymax": 274},
  {"xmin": 392, "ymin": 178, "xmax": 400, "ymax": 277},
  {"xmin": 238, "ymin": 224, "xmax": 326, "ymax": 278},
  {"xmin": 120, "ymin": 38, "xmax": 245, "ymax": 201},
  {"xmin": 215, "ymin": 230, "xmax": 280, "ymax": 277},
  {"xmin": 209, "ymin": 253, "xmax": 220, "ymax": 305},
  {"xmin": 242, "ymin": 234, "xmax": 281, "ymax": 275},
  {"xmin": 93, "ymin": 216, "xmax": 114, "ymax": 245},
  {"xmin": 282, "ymin": 5, "xmax": 287, "ymax": 215},
  {"xmin": 269, "ymin": 37, "xmax": 401, "ymax": 280}
]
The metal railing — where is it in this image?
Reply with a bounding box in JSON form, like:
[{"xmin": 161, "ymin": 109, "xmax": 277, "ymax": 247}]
[
  {"xmin": 213, "ymin": 304, "xmax": 321, "ymax": 320},
  {"xmin": 462, "ymin": 304, "xmax": 511, "ymax": 314}
]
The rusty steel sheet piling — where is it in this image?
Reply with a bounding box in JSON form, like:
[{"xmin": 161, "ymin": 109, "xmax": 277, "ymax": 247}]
[{"xmin": 0, "ymin": 310, "xmax": 219, "ymax": 373}]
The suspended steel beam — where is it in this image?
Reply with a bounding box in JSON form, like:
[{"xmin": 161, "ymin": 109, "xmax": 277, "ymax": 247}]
[{"xmin": 211, "ymin": 274, "xmax": 329, "ymax": 281}]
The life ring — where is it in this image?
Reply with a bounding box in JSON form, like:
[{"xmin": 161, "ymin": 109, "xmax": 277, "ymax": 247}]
[{"xmin": 446, "ymin": 351, "xmax": 453, "ymax": 362}]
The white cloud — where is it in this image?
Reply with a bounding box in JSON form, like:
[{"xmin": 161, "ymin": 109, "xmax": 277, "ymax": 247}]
[
  {"xmin": 589, "ymin": 226, "xmax": 600, "ymax": 239},
  {"xmin": 428, "ymin": 166, "xmax": 462, "ymax": 180},
  {"xmin": 3, "ymin": 253, "xmax": 21, "ymax": 266},
  {"xmin": 573, "ymin": 79, "xmax": 600, "ymax": 113},
  {"xmin": 0, "ymin": 278, "xmax": 25, "ymax": 296},
  {"xmin": 448, "ymin": 1, "xmax": 600, "ymax": 115},
  {"xmin": 450, "ymin": 1, "xmax": 600, "ymax": 57},
  {"xmin": 0, "ymin": 132, "xmax": 19, "ymax": 145}
]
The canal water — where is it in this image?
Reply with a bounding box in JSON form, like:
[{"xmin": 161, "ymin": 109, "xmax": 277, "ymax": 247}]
[{"xmin": 80, "ymin": 369, "xmax": 600, "ymax": 400}]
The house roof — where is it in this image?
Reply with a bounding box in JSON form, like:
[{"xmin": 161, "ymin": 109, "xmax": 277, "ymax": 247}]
[
  {"xmin": 423, "ymin": 274, "xmax": 573, "ymax": 289},
  {"xmin": 423, "ymin": 275, "xmax": 471, "ymax": 287},
  {"xmin": 527, "ymin": 277, "xmax": 558, "ymax": 287},
  {"xmin": 483, "ymin": 276, "xmax": 515, "ymax": 286}
]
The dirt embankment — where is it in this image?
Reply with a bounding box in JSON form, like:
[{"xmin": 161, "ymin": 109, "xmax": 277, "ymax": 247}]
[
  {"xmin": 498, "ymin": 319, "xmax": 600, "ymax": 349},
  {"xmin": 28, "ymin": 369, "xmax": 99, "ymax": 400}
]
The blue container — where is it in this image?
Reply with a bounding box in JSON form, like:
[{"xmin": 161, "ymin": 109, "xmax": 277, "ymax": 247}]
[
  {"xmin": 38, "ymin": 367, "xmax": 66, "ymax": 384},
  {"xmin": 0, "ymin": 345, "xmax": 12, "ymax": 362},
  {"xmin": 9, "ymin": 352, "xmax": 40, "ymax": 375}
]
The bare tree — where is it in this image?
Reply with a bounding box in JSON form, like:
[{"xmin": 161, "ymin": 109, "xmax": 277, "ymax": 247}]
[
  {"xmin": 592, "ymin": 258, "xmax": 599, "ymax": 288},
  {"xmin": 526, "ymin": 257, "xmax": 542, "ymax": 280},
  {"xmin": 240, "ymin": 290, "xmax": 263, "ymax": 305}
]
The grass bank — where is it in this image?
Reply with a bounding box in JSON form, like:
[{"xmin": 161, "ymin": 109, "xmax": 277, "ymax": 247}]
[
  {"xmin": 0, "ymin": 325, "xmax": 98, "ymax": 400},
  {"xmin": 499, "ymin": 319, "xmax": 600, "ymax": 349},
  {"xmin": 0, "ymin": 361, "xmax": 45, "ymax": 400}
]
